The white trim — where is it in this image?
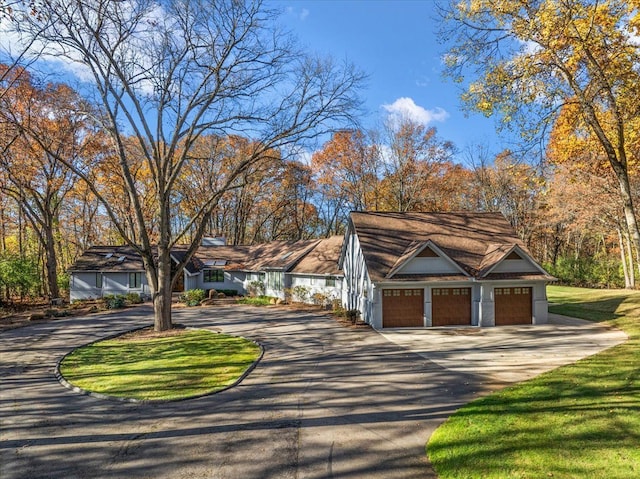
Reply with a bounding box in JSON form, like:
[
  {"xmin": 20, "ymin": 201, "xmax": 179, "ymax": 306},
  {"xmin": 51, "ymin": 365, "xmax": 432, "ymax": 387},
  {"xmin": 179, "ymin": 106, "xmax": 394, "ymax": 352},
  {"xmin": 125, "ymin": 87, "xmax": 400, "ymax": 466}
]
[
  {"xmin": 387, "ymin": 240, "xmax": 470, "ymax": 278},
  {"xmin": 482, "ymin": 245, "xmax": 549, "ymax": 277}
]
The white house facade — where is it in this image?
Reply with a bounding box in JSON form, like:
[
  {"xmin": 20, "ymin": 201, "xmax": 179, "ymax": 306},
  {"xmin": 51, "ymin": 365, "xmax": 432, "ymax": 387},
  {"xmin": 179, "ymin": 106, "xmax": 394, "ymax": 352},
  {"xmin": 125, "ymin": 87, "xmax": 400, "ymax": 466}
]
[{"xmin": 70, "ymin": 237, "xmax": 344, "ymax": 305}]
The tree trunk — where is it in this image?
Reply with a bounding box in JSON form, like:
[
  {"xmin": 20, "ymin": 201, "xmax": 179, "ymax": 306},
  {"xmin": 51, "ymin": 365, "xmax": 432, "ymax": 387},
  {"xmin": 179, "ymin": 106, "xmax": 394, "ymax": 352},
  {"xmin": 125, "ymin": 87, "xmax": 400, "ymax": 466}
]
[
  {"xmin": 614, "ymin": 169, "xmax": 640, "ymax": 281},
  {"xmin": 153, "ymin": 251, "xmax": 173, "ymax": 332},
  {"xmin": 44, "ymin": 226, "xmax": 60, "ymax": 299},
  {"xmin": 623, "ymin": 226, "xmax": 636, "ymax": 289},
  {"xmin": 617, "ymin": 226, "xmax": 632, "ymax": 289}
]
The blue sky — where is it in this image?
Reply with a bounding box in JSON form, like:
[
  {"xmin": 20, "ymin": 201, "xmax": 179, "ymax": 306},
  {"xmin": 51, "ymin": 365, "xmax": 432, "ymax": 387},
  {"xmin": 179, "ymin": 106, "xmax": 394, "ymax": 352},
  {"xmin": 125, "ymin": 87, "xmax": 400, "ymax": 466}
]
[{"xmin": 274, "ymin": 0, "xmax": 515, "ymax": 161}]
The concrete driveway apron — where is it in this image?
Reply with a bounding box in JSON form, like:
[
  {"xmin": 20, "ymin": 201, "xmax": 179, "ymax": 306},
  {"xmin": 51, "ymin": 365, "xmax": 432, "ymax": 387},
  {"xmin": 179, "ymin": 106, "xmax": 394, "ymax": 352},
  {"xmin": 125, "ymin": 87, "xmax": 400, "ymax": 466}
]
[
  {"xmin": 1, "ymin": 305, "xmax": 484, "ymax": 479},
  {"xmin": 380, "ymin": 313, "xmax": 627, "ymax": 385}
]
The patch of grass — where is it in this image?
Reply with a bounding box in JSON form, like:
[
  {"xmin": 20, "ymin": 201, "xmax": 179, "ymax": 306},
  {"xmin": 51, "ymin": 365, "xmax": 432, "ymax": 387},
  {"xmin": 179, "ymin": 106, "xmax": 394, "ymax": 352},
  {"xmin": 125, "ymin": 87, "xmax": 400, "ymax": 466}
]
[
  {"xmin": 427, "ymin": 285, "xmax": 640, "ymax": 479},
  {"xmin": 236, "ymin": 295, "xmax": 274, "ymax": 306},
  {"xmin": 60, "ymin": 329, "xmax": 260, "ymax": 401}
]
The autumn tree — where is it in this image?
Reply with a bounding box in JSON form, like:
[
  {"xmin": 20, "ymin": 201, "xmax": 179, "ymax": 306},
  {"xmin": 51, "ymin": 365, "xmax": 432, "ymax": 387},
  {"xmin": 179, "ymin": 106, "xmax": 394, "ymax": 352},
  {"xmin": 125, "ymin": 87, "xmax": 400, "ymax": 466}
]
[
  {"xmin": 546, "ymin": 104, "xmax": 638, "ymax": 287},
  {"xmin": 0, "ymin": 66, "xmax": 99, "ymax": 298},
  {"xmin": 466, "ymin": 149, "xmax": 545, "ymax": 247},
  {"xmin": 5, "ymin": 0, "xmax": 363, "ymax": 330},
  {"xmin": 441, "ymin": 0, "xmax": 640, "ymax": 277},
  {"xmin": 311, "ymin": 129, "xmax": 382, "ymax": 234},
  {"xmin": 379, "ymin": 118, "xmax": 456, "ymax": 212}
]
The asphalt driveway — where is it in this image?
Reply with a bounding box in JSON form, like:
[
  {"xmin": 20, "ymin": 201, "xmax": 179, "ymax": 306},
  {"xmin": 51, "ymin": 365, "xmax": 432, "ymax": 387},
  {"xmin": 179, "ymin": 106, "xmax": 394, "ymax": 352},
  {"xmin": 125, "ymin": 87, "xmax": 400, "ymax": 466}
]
[{"xmin": 0, "ymin": 305, "xmax": 627, "ymax": 478}]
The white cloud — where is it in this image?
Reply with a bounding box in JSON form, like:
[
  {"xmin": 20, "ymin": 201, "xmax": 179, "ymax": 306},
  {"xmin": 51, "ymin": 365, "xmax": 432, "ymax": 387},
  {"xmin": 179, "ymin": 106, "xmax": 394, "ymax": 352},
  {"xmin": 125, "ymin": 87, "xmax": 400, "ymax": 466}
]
[
  {"xmin": 382, "ymin": 97, "xmax": 449, "ymax": 126},
  {"xmin": 300, "ymin": 8, "xmax": 310, "ymax": 20}
]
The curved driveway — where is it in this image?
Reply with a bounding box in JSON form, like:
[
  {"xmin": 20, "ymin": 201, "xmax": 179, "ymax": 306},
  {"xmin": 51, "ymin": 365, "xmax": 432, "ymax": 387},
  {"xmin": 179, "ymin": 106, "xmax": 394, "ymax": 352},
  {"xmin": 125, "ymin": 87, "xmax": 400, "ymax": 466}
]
[{"xmin": 0, "ymin": 305, "xmax": 625, "ymax": 478}]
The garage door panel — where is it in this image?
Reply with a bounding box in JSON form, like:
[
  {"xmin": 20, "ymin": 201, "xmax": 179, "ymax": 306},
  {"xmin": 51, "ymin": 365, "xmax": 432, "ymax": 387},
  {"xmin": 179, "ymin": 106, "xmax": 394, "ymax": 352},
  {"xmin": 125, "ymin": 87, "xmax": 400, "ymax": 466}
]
[
  {"xmin": 383, "ymin": 289, "xmax": 424, "ymax": 328},
  {"xmin": 432, "ymin": 288, "xmax": 471, "ymax": 326},
  {"xmin": 495, "ymin": 287, "xmax": 532, "ymax": 325}
]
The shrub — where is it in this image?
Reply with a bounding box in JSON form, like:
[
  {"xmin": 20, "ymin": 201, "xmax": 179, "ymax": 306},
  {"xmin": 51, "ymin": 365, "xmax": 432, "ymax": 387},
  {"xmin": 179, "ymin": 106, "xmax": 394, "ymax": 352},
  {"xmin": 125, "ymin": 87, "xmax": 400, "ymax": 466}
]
[
  {"xmin": 311, "ymin": 292, "xmax": 330, "ymax": 307},
  {"xmin": 125, "ymin": 292, "xmax": 143, "ymax": 304},
  {"xmin": 104, "ymin": 294, "xmax": 126, "ymax": 309},
  {"xmin": 247, "ymin": 280, "xmax": 265, "ymax": 297},
  {"xmin": 180, "ymin": 289, "xmax": 206, "ymax": 306},
  {"xmin": 218, "ymin": 289, "xmax": 238, "ymax": 297},
  {"xmin": 292, "ymin": 285, "xmax": 311, "ymax": 303},
  {"xmin": 345, "ymin": 309, "xmax": 361, "ymax": 324}
]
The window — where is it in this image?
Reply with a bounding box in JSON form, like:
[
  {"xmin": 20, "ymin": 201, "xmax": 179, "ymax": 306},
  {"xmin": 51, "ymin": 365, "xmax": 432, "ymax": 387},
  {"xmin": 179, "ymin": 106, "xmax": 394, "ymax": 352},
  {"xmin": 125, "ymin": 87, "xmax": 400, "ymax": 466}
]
[
  {"xmin": 326, "ymin": 276, "xmax": 336, "ymax": 287},
  {"xmin": 129, "ymin": 272, "xmax": 142, "ymax": 289},
  {"xmin": 267, "ymin": 271, "xmax": 282, "ymax": 291},
  {"xmin": 95, "ymin": 273, "xmax": 103, "ymax": 289},
  {"xmin": 204, "ymin": 269, "xmax": 225, "ymax": 283}
]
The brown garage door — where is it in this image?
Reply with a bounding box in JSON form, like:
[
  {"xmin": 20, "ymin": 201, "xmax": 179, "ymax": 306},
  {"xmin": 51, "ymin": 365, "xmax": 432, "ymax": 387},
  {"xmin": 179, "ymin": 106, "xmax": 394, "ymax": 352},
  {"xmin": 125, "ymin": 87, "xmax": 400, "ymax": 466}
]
[
  {"xmin": 432, "ymin": 288, "xmax": 472, "ymax": 326},
  {"xmin": 382, "ymin": 289, "xmax": 424, "ymax": 327},
  {"xmin": 495, "ymin": 287, "xmax": 532, "ymax": 325}
]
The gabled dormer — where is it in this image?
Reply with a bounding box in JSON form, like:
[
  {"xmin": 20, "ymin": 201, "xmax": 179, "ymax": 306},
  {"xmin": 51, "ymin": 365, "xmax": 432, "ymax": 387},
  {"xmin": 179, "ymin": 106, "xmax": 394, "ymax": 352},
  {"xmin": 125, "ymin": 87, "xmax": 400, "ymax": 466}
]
[
  {"xmin": 479, "ymin": 244, "xmax": 548, "ymax": 277},
  {"xmin": 386, "ymin": 240, "xmax": 469, "ymax": 278}
]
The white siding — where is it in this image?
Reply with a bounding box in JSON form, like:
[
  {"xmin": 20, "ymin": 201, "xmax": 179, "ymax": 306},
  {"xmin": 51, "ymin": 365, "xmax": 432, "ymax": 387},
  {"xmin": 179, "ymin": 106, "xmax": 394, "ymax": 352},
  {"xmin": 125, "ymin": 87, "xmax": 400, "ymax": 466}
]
[
  {"xmin": 396, "ymin": 257, "xmax": 459, "ymax": 275},
  {"xmin": 492, "ymin": 258, "xmax": 540, "ymax": 273},
  {"xmin": 288, "ymin": 274, "xmax": 343, "ymax": 305},
  {"xmin": 265, "ymin": 271, "xmax": 285, "ymax": 299},
  {"xmin": 70, "ymin": 273, "xmax": 102, "ymax": 301},
  {"xmin": 198, "ymin": 271, "xmax": 246, "ymax": 294},
  {"xmin": 70, "ymin": 271, "xmax": 149, "ymax": 301},
  {"xmin": 342, "ymin": 231, "xmax": 374, "ymax": 325}
]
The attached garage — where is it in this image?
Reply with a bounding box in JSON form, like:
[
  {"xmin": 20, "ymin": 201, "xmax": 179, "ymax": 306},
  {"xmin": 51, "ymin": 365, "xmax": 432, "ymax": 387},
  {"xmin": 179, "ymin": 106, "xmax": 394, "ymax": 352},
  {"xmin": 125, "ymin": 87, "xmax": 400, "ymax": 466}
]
[
  {"xmin": 494, "ymin": 287, "xmax": 532, "ymax": 325},
  {"xmin": 431, "ymin": 287, "xmax": 472, "ymax": 326},
  {"xmin": 382, "ymin": 289, "xmax": 424, "ymax": 327}
]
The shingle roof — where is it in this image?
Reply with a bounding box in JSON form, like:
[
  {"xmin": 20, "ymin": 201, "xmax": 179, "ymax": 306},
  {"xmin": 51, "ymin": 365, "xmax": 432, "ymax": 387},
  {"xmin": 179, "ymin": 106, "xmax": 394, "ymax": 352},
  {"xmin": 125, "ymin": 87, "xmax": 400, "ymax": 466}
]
[
  {"xmin": 71, "ymin": 238, "xmax": 342, "ymax": 276},
  {"xmin": 290, "ymin": 236, "xmax": 343, "ymax": 275},
  {"xmin": 349, "ymin": 211, "xmax": 552, "ymax": 282},
  {"xmin": 68, "ymin": 245, "xmax": 145, "ymax": 272}
]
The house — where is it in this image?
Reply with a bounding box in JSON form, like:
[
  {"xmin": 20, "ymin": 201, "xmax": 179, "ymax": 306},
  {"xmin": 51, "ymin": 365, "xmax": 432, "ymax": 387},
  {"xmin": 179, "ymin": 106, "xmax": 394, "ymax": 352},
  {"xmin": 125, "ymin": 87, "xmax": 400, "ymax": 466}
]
[
  {"xmin": 69, "ymin": 236, "xmax": 345, "ymax": 303},
  {"xmin": 70, "ymin": 212, "xmax": 553, "ymax": 328},
  {"xmin": 339, "ymin": 212, "xmax": 555, "ymax": 329},
  {"xmin": 69, "ymin": 245, "xmax": 150, "ymax": 301}
]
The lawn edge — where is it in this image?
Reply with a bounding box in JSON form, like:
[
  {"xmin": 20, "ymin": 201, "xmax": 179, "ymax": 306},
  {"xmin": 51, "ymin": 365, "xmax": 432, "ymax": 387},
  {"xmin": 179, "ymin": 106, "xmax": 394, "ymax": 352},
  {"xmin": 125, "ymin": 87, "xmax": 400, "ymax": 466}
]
[{"xmin": 55, "ymin": 325, "xmax": 264, "ymax": 404}]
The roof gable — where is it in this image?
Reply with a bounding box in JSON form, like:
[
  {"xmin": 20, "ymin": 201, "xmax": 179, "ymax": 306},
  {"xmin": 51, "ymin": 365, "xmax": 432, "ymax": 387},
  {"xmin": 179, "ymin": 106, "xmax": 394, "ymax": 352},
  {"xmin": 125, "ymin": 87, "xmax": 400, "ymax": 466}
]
[
  {"xmin": 386, "ymin": 240, "xmax": 468, "ymax": 278},
  {"xmin": 478, "ymin": 244, "xmax": 548, "ymax": 278}
]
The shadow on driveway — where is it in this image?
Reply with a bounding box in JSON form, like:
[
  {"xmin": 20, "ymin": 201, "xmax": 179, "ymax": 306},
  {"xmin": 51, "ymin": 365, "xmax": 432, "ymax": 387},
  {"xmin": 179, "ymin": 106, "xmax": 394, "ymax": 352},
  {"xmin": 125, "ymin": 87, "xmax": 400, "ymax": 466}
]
[{"xmin": 1, "ymin": 305, "xmax": 491, "ymax": 479}]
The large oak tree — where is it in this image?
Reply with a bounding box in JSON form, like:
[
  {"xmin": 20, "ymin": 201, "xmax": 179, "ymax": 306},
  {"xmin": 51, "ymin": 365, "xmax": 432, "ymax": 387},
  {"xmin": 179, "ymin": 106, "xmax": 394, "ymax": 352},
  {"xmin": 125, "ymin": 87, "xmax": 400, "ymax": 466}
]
[{"xmin": 5, "ymin": 0, "xmax": 364, "ymax": 330}]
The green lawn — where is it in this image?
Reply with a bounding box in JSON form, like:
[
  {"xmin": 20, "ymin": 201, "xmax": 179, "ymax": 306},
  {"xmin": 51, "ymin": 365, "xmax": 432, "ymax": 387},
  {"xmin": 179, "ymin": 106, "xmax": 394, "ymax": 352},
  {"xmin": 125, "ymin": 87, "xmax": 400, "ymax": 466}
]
[
  {"xmin": 427, "ymin": 285, "xmax": 640, "ymax": 479},
  {"xmin": 59, "ymin": 328, "xmax": 261, "ymax": 401}
]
